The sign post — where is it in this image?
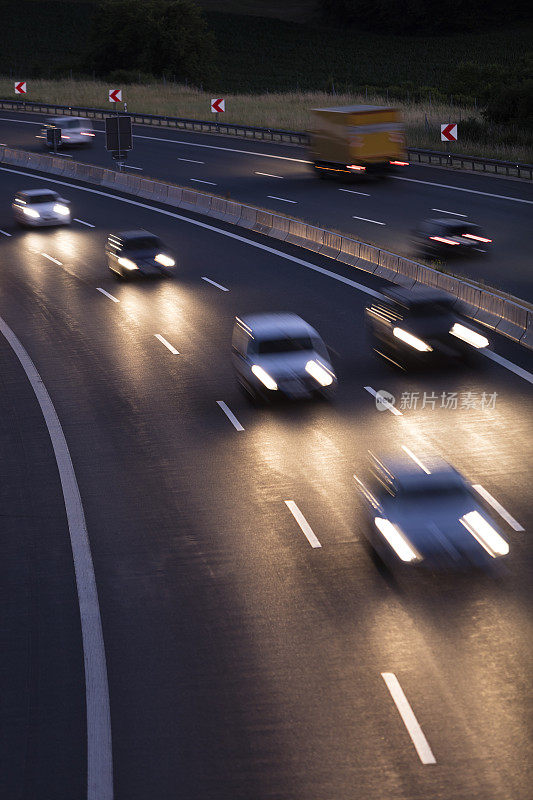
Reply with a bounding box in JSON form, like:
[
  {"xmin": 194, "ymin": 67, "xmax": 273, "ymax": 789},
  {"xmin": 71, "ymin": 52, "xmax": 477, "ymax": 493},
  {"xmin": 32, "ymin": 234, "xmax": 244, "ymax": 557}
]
[
  {"xmin": 46, "ymin": 126, "xmax": 62, "ymax": 154},
  {"xmin": 105, "ymin": 114, "xmax": 133, "ymax": 171}
]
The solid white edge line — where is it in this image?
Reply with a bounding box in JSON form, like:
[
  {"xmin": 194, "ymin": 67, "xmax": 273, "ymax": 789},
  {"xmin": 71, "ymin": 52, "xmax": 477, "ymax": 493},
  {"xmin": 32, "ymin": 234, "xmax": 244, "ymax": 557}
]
[
  {"xmin": 42, "ymin": 252, "xmax": 62, "ymax": 265},
  {"xmin": 74, "ymin": 218, "xmax": 95, "ymax": 228},
  {"xmin": 154, "ymin": 334, "xmax": 179, "ymax": 355},
  {"xmin": 255, "ymin": 171, "xmax": 284, "ymax": 179},
  {"xmin": 339, "ymin": 188, "xmax": 371, "ymax": 197},
  {"xmin": 401, "ymin": 446, "xmax": 431, "ymax": 474},
  {"xmin": 431, "ymin": 208, "xmax": 467, "ymax": 217},
  {"xmin": 178, "ymin": 157, "xmax": 205, "ymax": 164},
  {"xmin": 0, "ymin": 228, "xmax": 12, "ymax": 236},
  {"xmin": 352, "ymin": 215, "xmax": 386, "ymax": 225},
  {"xmin": 190, "ymin": 178, "xmax": 217, "ymax": 185},
  {"xmin": 0, "ymin": 315, "xmax": 113, "ymax": 800},
  {"xmin": 130, "ymin": 133, "xmax": 312, "ymax": 163},
  {"xmin": 216, "ymin": 400, "xmax": 244, "ymax": 431},
  {"xmin": 481, "ymin": 349, "xmax": 533, "ymax": 385},
  {"xmin": 201, "ymin": 276, "xmax": 229, "ymax": 292},
  {"xmin": 472, "ymin": 484, "xmax": 525, "ymax": 531},
  {"xmin": 96, "ymin": 287, "xmax": 120, "ymax": 303},
  {"xmin": 267, "ymin": 195, "xmax": 297, "ymax": 203},
  {"xmin": 392, "ymin": 175, "xmax": 533, "ymax": 205},
  {"xmin": 364, "ymin": 386, "xmax": 403, "ymax": 416},
  {"xmin": 284, "ymin": 500, "xmax": 322, "ymax": 548},
  {"xmin": 381, "ymin": 673, "xmax": 436, "ymax": 765}
]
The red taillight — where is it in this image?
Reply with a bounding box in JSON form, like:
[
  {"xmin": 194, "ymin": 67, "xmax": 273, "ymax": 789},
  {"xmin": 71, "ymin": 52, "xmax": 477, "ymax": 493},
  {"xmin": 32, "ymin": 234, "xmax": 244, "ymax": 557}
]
[
  {"xmin": 429, "ymin": 236, "xmax": 460, "ymax": 245},
  {"xmin": 80, "ymin": 131, "xmax": 95, "ymax": 136},
  {"xmin": 347, "ymin": 164, "xmax": 366, "ymax": 171},
  {"xmin": 390, "ymin": 160, "xmax": 409, "ymax": 166},
  {"xmin": 62, "ymin": 135, "xmax": 70, "ymax": 139},
  {"xmin": 462, "ymin": 233, "xmax": 492, "ymax": 243}
]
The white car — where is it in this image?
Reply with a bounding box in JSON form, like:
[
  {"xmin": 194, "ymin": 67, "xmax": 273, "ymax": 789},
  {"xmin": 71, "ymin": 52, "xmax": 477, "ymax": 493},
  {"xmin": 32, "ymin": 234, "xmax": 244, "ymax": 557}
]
[
  {"xmin": 39, "ymin": 116, "xmax": 95, "ymax": 148},
  {"xmin": 13, "ymin": 189, "xmax": 71, "ymax": 227}
]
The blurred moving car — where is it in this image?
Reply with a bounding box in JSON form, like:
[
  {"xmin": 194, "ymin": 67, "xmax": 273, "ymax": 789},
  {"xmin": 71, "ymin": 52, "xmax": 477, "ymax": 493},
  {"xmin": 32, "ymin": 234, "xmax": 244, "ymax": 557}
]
[
  {"xmin": 232, "ymin": 313, "xmax": 336, "ymax": 401},
  {"xmin": 365, "ymin": 286, "xmax": 489, "ymax": 368},
  {"xmin": 13, "ymin": 189, "xmax": 71, "ymax": 227},
  {"xmin": 411, "ymin": 218, "xmax": 492, "ymax": 259},
  {"xmin": 106, "ymin": 230, "xmax": 176, "ymax": 279},
  {"xmin": 355, "ymin": 453, "xmax": 509, "ymax": 571},
  {"xmin": 38, "ymin": 117, "xmax": 95, "ymax": 148}
]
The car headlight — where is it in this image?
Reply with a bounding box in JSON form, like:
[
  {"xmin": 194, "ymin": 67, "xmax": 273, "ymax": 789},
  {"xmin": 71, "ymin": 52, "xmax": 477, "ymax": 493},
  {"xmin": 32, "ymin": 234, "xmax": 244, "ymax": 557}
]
[
  {"xmin": 305, "ymin": 359, "xmax": 334, "ymax": 386},
  {"xmin": 154, "ymin": 253, "xmax": 175, "ymax": 267},
  {"xmin": 393, "ymin": 327, "xmax": 433, "ymax": 352},
  {"xmin": 374, "ymin": 518, "xmax": 420, "ymax": 562},
  {"xmin": 118, "ymin": 257, "xmax": 139, "ymax": 271},
  {"xmin": 23, "ymin": 207, "xmax": 40, "ymax": 219},
  {"xmin": 449, "ymin": 323, "xmax": 489, "ymax": 349},
  {"xmin": 460, "ymin": 511, "xmax": 509, "ymax": 557},
  {"xmin": 53, "ymin": 203, "xmax": 70, "ymax": 216},
  {"xmin": 251, "ymin": 365, "xmax": 278, "ymax": 391}
]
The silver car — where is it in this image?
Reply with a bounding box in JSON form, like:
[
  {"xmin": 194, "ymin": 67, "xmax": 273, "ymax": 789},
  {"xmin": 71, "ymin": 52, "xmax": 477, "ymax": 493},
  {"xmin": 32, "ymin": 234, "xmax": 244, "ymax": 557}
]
[
  {"xmin": 232, "ymin": 313, "xmax": 336, "ymax": 401},
  {"xmin": 356, "ymin": 453, "xmax": 509, "ymax": 572},
  {"xmin": 13, "ymin": 189, "xmax": 71, "ymax": 227},
  {"xmin": 39, "ymin": 116, "xmax": 95, "ymax": 148}
]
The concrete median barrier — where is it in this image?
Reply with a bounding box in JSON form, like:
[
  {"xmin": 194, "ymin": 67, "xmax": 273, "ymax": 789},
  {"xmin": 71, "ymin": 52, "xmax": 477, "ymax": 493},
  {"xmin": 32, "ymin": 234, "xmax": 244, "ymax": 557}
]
[
  {"xmin": 269, "ymin": 215, "xmax": 291, "ymax": 242},
  {"xmin": 453, "ymin": 282, "xmax": 481, "ymax": 318},
  {"xmin": 288, "ymin": 222, "xmax": 324, "ymax": 252},
  {"xmin": 237, "ymin": 205, "xmax": 257, "ymax": 230},
  {"xmin": 520, "ymin": 312, "xmax": 533, "ymax": 348},
  {"xmin": 151, "ymin": 182, "xmax": 169, "ymax": 203},
  {"xmin": 178, "ymin": 189, "xmax": 201, "ymax": 212},
  {"xmin": 138, "ymin": 179, "xmax": 157, "ymax": 199},
  {"xmin": 374, "ymin": 250, "xmax": 399, "ymax": 281},
  {"xmin": 252, "ymin": 211, "xmax": 274, "ymax": 235},
  {"xmin": 474, "ymin": 292, "xmax": 505, "ymax": 329},
  {"xmin": 166, "ymin": 186, "xmax": 183, "ymax": 207},
  {"xmin": 496, "ymin": 300, "xmax": 529, "ymax": 342},
  {"xmin": 337, "ymin": 237, "xmax": 361, "ymax": 267},
  {"xmin": 319, "ymin": 231, "xmax": 342, "ymax": 259},
  {"xmin": 208, "ymin": 197, "xmax": 242, "ymax": 224}
]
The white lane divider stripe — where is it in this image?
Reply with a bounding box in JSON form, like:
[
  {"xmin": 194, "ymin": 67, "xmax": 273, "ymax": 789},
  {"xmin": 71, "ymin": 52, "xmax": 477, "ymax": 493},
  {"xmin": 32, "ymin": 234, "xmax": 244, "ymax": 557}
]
[
  {"xmin": 201, "ymin": 276, "xmax": 229, "ymax": 292},
  {"xmin": 364, "ymin": 386, "xmax": 403, "ymax": 416},
  {"xmin": 482, "ymin": 349, "xmax": 533, "ymax": 385},
  {"xmin": 401, "ymin": 446, "xmax": 431, "ymax": 474},
  {"xmin": 178, "ymin": 157, "xmax": 205, "ymax": 164},
  {"xmin": 267, "ymin": 195, "xmax": 297, "ymax": 204},
  {"xmin": 190, "ymin": 178, "xmax": 217, "ymax": 185},
  {"xmin": 0, "ymin": 315, "xmax": 113, "ymax": 799},
  {"xmin": 255, "ymin": 171, "xmax": 284, "ymax": 178},
  {"xmin": 42, "ymin": 252, "xmax": 62, "ymax": 265},
  {"xmin": 216, "ymin": 401, "xmax": 244, "ymax": 431},
  {"xmin": 339, "ymin": 188, "xmax": 371, "ymax": 197},
  {"xmin": 352, "ymin": 215, "xmax": 386, "ymax": 225},
  {"xmin": 284, "ymin": 501, "xmax": 322, "ymax": 548},
  {"xmin": 74, "ymin": 217, "xmax": 95, "ymax": 227},
  {"xmin": 431, "ymin": 208, "xmax": 467, "ymax": 217},
  {"xmin": 0, "ymin": 228, "xmax": 12, "ymax": 236},
  {"xmin": 154, "ymin": 334, "xmax": 179, "ymax": 355},
  {"xmin": 381, "ymin": 673, "xmax": 436, "ymax": 765},
  {"xmin": 96, "ymin": 287, "xmax": 120, "ymax": 303},
  {"xmin": 472, "ymin": 484, "xmax": 525, "ymax": 531}
]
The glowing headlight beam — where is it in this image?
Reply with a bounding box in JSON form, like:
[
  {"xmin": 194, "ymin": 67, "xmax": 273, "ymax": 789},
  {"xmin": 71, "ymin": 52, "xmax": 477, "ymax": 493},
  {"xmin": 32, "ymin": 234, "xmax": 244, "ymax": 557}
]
[
  {"xmin": 449, "ymin": 323, "xmax": 489, "ymax": 349},
  {"xmin": 118, "ymin": 257, "xmax": 139, "ymax": 271},
  {"xmin": 393, "ymin": 327, "xmax": 433, "ymax": 352},
  {"xmin": 305, "ymin": 360, "xmax": 334, "ymax": 386},
  {"xmin": 154, "ymin": 253, "xmax": 175, "ymax": 267},
  {"xmin": 460, "ymin": 510, "xmax": 509, "ymax": 557},
  {"xmin": 374, "ymin": 518, "xmax": 420, "ymax": 562},
  {"xmin": 251, "ymin": 365, "xmax": 278, "ymax": 391},
  {"xmin": 53, "ymin": 203, "xmax": 70, "ymax": 216},
  {"xmin": 23, "ymin": 207, "xmax": 40, "ymax": 219}
]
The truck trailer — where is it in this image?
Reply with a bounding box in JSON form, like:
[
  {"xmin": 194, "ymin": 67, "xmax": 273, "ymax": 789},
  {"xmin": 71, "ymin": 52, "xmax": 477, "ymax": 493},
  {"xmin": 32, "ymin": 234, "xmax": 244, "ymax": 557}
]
[{"xmin": 309, "ymin": 105, "xmax": 408, "ymax": 177}]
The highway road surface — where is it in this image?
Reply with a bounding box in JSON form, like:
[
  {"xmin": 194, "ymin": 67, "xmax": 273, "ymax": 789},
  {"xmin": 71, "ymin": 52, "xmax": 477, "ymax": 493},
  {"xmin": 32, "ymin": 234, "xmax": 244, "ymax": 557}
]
[
  {"xmin": 0, "ymin": 110, "xmax": 532, "ymax": 300},
  {"xmin": 0, "ymin": 163, "xmax": 532, "ymax": 800}
]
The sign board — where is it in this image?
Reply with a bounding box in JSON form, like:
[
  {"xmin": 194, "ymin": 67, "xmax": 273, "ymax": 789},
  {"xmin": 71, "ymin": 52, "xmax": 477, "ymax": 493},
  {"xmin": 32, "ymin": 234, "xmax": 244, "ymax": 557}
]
[
  {"xmin": 109, "ymin": 88, "xmax": 122, "ymax": 103},
  {"xmin": 15, "ymin": 81, "xmax": 26, "ymax": 94},
  {"xmin": 46, "ymin": 127, "xmax": 62, "ymax": 148},
  {"xmin": 105, "ymin": 115, "xmax": 133, "ymax": 152},
  {"xmin": 441, "ymin": 123, "xmax": 457, "ymax": 142},
  {"xmin": 211, "ymin": 98, "xmax": 225, "ymax": 113}
]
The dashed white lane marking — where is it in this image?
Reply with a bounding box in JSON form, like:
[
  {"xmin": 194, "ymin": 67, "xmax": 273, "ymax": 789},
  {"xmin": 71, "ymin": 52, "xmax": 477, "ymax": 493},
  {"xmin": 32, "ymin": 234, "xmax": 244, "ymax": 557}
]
[
  {"xmin": 284, "ymin": 501, "xmax": 322, "ymax": 548},
  {"xmin": 364, "ymin": 386, "xmax": 403, "ymax": 416},
  {"xmin": 472, "ymin": 484, "xmax": 525, "ymax": 531},
  {"xmin": 482, "ymin": 349, "xmax": 533, "ymax": 385},
  {"xmin": 74, "ymin": 218, "xmax": 95, "ymax": 227},
  {"xmin": 392, "ymin": 175, "xmax": 533, "ymax": 205},
  {"xmin": 178, "ymin": 157, "xmax": 205, "ymax": 164},
  {"xmin": 201, "ymin": 276, "xmax": 229, "ymax": 292},
  {"xmin": 352, "ymin": 215, "xmax": 386, "ymax": 225},
  {"xmin": 401, "ymin": 446, "xmax": 431, "ymax": 474},
  {"xmin": 381, "ymin": 673, "xmax": 436, "ymax": 765},
  {"xmin": 123, "ymin": 165, "xmax": 143, "ymax": 171},
  {"xmin": 255, "ymin": 171, "xmax": 284, "ymax": 178},
  {"xmin": 42, "ymin": 252, "xmax": 62, "ymax": 265},
  {"xmin": 0, "ymin": 315, "xmax": 113, "ymax": 800},
  {"xmin": 431, "ymin": 208, "xmax": 467, "ymax": 217},
  {"xmin": 154, "ymin": 334, "xmax": 179, "ymax": 355},
  {"xmin": 96, "ymin": 287, "xmax": 119, "ymax": 303},
  {"xmin": 267, "ymin": 195, "xmax": 297, "ymax": 203},
  {"xmin": 190, "ymin": 178, "xmax": 217, "ymax": 185},
  {"xmin": 339, "ymin": 188, "xmax": 371, "ymax": 197},
  {"xmin": 0, "ymin": 228, "xmax": 12, "ymax": 236},
  {"xmin": 216, "ymin": 401, "xmax": 244, "ymax": 431}
]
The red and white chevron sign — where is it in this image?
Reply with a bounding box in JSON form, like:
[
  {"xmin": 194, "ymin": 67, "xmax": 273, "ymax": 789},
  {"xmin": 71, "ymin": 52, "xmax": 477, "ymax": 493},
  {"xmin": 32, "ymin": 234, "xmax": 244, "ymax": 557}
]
[
  {"xmin": 211, "ymin": 98, "xmax": 225, "ymax": 113},
  {"xmin": 441, "ymin": 123, "xmax": 457, "ymax": 142},
  {"xmin": 108, "ymin": 88, "xmax": 122, "ymax": 103},
  {"xmin": 14, "ymin": 81, "xmax": 26, "ymax": 94}
]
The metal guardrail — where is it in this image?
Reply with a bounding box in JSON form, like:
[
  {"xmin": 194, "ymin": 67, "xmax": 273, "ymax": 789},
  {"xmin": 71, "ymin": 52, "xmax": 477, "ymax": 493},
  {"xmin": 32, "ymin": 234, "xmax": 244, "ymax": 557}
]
[{"xmin": 1, "ymin": 98, "xmax": 532, "ymax": 179}]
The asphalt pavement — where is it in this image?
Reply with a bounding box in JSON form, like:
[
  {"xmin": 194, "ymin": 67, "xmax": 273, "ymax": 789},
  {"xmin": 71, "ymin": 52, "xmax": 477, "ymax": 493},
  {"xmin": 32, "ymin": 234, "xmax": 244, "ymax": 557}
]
[
  {"xmin": 0, "ymin": 165, "xmax": 532, "ymax": 799},
  {"xmin": 1, "ymin": 110, "xmax": 532, "ymax": 300}
]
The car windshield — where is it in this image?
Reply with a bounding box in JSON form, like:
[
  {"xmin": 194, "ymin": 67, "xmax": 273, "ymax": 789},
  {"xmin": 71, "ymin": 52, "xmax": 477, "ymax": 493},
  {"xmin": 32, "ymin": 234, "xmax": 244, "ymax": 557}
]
[
  {"xmin": 256, "ymin": 335, "xmax": 314, "ymax": 354},
  {"xmin": 443, "ymin": 224, "xmax": 479, "ymax": 237},
  {"xmin": 407, "ymin": 301, "xmax": 455, "ymax": 318},
  {"xmin": 66, "ymin": 119, "xmax": 83, "ymax": 129},
  {"xmin": 28, "ymin": 193, "xmax": 57, "ymax": 204},
  {"xmin": 123, "ymin": 237, "xmax": 160, "ymax": 251},
  {"xmin": 396, "ymin": 485, "xmax": 468, "ymax": 504}
]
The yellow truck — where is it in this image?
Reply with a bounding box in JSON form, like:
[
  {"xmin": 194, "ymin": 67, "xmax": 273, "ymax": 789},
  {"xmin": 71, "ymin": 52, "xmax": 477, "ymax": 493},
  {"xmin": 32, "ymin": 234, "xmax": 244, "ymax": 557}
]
[{"xmin": 309, "ymin": 104, "xmax": 408, "ymax": 177}]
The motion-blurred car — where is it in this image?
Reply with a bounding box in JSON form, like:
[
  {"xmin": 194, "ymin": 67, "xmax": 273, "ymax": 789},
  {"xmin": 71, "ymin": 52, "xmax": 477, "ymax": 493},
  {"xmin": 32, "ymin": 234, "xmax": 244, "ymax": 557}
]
[
  {"xmin": 232, "ymin": 313, "xmax": 336, "ymax": 401},
  {"xmin": 106, "ymin": 230, "xmax": 176, "ymax": 279},
  {"xmin": 411, "ymin": 218, "xmax": 492, "ymax": 259},
  {"xmin": 13, "ymin": 189, "xmax": 71, "ymax": 227},
  {"xmin": 365, "ymin": 286, "xmax": 489, "ymax": 368},
  {"xmin": 355, "ymin": 453, "xmax": 509, "ymax": 571},
  {"xmin": 38, "ymin": 116, "xmax": 95, "ymax": 148}
]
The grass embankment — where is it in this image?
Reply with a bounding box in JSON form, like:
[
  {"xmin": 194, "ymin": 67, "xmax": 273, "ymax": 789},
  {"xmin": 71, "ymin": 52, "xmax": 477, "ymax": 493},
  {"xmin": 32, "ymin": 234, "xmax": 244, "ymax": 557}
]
[{"xmin": 4, "ymin": 78, "xmax": 531, "ymax": 163}]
